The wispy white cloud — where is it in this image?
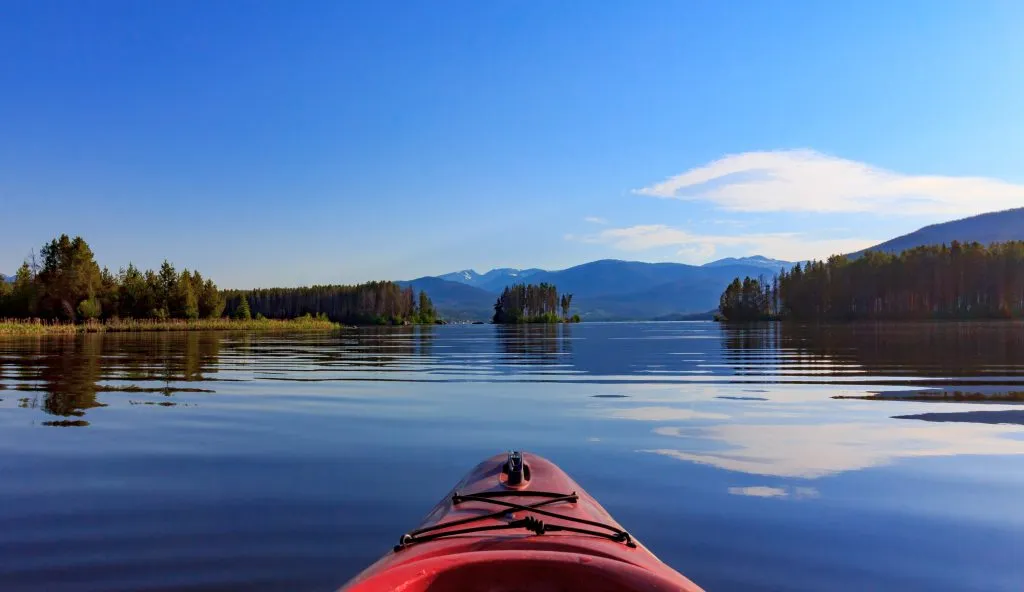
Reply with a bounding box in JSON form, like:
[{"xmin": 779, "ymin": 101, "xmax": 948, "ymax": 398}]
[
  {"xmin": 572, "ymin": 224, "xmax": 874, "ymax": 263},
  {"xmin": 583, "ymin": 216, "xmax": 609, "ymax": 225},
  {"xmin": 634, "ymin": 149, "xmax": 1024, "ymax": 215}
]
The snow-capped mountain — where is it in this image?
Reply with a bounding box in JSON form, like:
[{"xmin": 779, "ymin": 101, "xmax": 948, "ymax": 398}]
[
  {"xmin": 437, "ymin": 268, "xmax": 543, "ymax": 292},
  {"xmin": 701, "ymin": 255, "xmax": 796, "ymax": 272}
]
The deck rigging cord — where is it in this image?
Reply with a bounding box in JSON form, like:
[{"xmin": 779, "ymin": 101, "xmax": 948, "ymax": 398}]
[{"xmin": 395, "ymin": 489, "xmax": 635, "ymax": 551}]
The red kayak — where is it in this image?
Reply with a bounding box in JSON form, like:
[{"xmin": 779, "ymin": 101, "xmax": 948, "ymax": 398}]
[{"xmin": 340, "ymin": 451, "xmax": 704, "ymax": 591}]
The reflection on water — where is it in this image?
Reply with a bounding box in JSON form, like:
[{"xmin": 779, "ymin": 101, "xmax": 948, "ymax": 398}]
[
  {"xmin": 727, "ymin": 485, "xmax": 819, "ymax": 499},
  {"xmin": 1, "ymin": 322, "xmax": 1023, "ymax": 591},
  {"xmin": 0, "ymin": 333, "xmax": 223, "ymax": 420},
  {"xmin": 723, "ymin": 322, "xmax": 1024, "ymax": 379},
  {"xmin": 895, "ymin": 409, "xmax": 1024, "ymax": 425},
  {"xmin": 498, "ymin": 324, "xmax": 573, "ymax": 360},
  {"xmin": 646, "ymin": 421, "xmax": 1024, "ymax": 478}
]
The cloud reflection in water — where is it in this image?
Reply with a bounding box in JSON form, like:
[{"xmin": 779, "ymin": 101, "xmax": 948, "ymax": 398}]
[
  {"xmin": 647, "ymin": 422, "xmax": 1024, "ymax": 478},
  {"xmin": 727, "ymin": 486, "xmax": 820, "ymax": 499}
]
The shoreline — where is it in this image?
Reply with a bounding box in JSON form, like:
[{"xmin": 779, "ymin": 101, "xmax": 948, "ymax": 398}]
[{"xmin": 0, "ymin": 318, "xmax": 343, "ymax": 336}]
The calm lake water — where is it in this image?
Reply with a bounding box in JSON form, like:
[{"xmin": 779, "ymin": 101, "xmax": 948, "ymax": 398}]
[{"xmin": 2, "ymin": 322, "xmax": 1024, "ymax": 591}]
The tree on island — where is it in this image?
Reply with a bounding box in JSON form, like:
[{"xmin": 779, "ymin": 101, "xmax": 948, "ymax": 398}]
[
  {"xmin": 493, "ymin": 283, "xmax": 578, "ymax": 324},
  {"xmin": 718, "ymin": 276, "xmax": 777, "ymax": 321},
  {"xmin": 417, "ymin": 290, "xmax": 437, "ymax": 323}
]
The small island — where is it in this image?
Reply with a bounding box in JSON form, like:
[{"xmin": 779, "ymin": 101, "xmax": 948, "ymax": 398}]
[
  {"xmin": 717, "ymin": 240, "xmax": 1024, "ymax": 322},
  {"xmin": 492, "ymin": 282, "xmax": 580, "ymax": 324},
  {"xmin": 0, "ymin": 234, "xmax": 439, "ymax": 334}
]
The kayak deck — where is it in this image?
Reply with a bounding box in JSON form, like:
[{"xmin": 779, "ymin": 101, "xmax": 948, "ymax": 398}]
[{"xmin": 340, "ymin": 452, "xmax": 704, "ymax": 591}]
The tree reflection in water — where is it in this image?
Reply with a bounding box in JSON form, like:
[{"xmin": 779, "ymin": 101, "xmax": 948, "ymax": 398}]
[{"xmin": 1, "ymin": 332, "xmax": 223, "ymax": 424}]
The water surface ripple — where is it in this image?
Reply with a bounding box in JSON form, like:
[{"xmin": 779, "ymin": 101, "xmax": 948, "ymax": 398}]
[{"xmin": 1, "ymin": 322, "xmax": 1023, "ymax": 591}]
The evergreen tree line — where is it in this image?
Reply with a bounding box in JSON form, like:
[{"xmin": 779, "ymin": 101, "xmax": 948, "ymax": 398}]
[
  {"xmin": 718, "ymin": 240, "xmax": 1024, "ymax": 321},
  {"xmin": 492, "ymin": 283, "xmax": 577, "ymax": 323},
  {"xmin": 222, "ymin": 282, "xmax": 438, "ymax": 325},
  {"xmin": 2, "ymin": 235, "xmax": 440, "ymax": 325},
  {"xmin": 0, "ymin": 235, "xmax": 223, "ymax": 321}
]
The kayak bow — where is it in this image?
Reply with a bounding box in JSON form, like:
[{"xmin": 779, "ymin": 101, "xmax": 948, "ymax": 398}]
[{"xmin": 340, "ymin": 451, "xmax": 704, "ymax": 591}]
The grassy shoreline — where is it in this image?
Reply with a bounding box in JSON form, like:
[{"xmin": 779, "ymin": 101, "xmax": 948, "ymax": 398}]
[{"xmin": 0, "ymin": 317, "xmax": 341, "ymax": 336}]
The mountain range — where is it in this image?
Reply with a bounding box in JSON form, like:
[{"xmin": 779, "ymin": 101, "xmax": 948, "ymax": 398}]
[
  {"xmin": 403, "ymin": 207, "xmax": 1024, "ymax": 321},
  {"xmin": 7, "ymin": 208, "xmax": 1023, "ymax": 320},
  {"xmin": 401, "ymin": 257, "xmax": 793, "ymax": 321},
  {"xmin": 436, "ymin": 268, "xmax": 544, "ymax": 292},
  {"xmin": 700, "ymin": 255, "xmax": 795, "ymax": 271}
]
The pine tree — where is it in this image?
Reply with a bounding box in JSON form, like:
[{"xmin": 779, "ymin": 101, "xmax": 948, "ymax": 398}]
[
  {"xmin": 199, "ymin": 279, "xmax": 225, "ymax": 318},
  {"xmin": 0, "ymin": 273, "xmax": 13, "ymax": 316},
  {"xmin": 156, "ymin": 260, "xmax": 177, "ymax": 315},
  {"xmin": 233, "ymin": 295, "xmax": 252, "ymax": 320},
  {"xmin": 35, "ymin": 235, "xmax": 102, "ymax": 320},
  {"xmin": 493, "ymin": 283, "xmax": 564, "ymax": 323},
  {"xmin": 417, "ymin": 290, "xmax": 435, "ymax": 323},
  {"xmin": 173, "ymin": 270, "xmax": 200, "ymax": 319}
]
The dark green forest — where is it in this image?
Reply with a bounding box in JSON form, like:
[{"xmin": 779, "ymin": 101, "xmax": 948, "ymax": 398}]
[
  {"xmin": 0, "ymin": 235, "xmax": 224, "ymax": 321},
  {"xmin": 492, "ymin": 283, "xmax": 578, "ymax": 323},
  {"xmin": 719, "ymin": 240, "xmax": 1024, "ymax": 321},
  {"xmin": 718, "ymin": 276, "xmax": 779, "ymax": 322},
  {"xmin": 223, "ymin": 283, "xmax": 437, "ymax": 325},
  {"xmin": 1, "ymin": 235, "xmax": 436, "ymax": 325}
]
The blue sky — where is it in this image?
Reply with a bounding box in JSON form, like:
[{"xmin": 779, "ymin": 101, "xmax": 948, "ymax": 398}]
[{"xmin": 2, "ymin": 1, "xmax": 1023, "ymax": 287}]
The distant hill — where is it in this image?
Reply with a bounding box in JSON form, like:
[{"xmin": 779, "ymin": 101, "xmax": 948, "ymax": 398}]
[
  {"xmin": 523, "ymin": 260, "xmax": 705, "ymax": 298},
  {"xmin": 408, "ymin": 209, "xmax": 1024, "ymax": 321},
  {"xmin": 397, "ymin": 277, "xmax": 496, "ymax": 321},
  {"xmin": 703, "ymin": 255, "xmax": 794, "ymax": 272},
  {"xmin": 855, "ymin": 207, "xmax": 1024, "ymax": 256},
  {"xmin": 569, "ymin": 264, "xmax": 774, "ymax": 320},
  {"xmin": 411, "ymin": 259, "xmax": 778, "ymax": 321},
  {"xmin": 653, "ymin": 310, "xmax": 717, "ymax": 321},
  {"xmin": 1, "ymin": 274, "xmax": 11, "ymax": 283}
]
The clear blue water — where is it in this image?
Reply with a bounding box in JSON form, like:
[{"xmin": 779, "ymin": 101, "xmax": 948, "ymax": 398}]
[{"xmin": 1, "ymin": 322, "xmax": 1023, "ymax": 591}]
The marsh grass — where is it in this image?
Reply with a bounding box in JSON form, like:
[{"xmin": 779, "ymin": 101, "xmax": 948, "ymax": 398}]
[{"xmin": 0, "ymin": 315, "xmax": 341, "ymax": 336}]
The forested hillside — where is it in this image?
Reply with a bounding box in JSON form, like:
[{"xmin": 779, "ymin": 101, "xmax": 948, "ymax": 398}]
[
  {"xmin": 852, "ymin": 208, "xmax": 1024, "ymax": 256},
  {"xmin": 719, "ymin": 241, "xmax": 1024, "ymax": 321}
]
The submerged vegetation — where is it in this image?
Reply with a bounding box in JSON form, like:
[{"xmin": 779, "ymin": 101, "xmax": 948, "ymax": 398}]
[
  {"xmin": 718, "ymin": 240, "xmax": 1024, "ymax": 321},
  {"xmin": 492, "ymin": 283, "xmax": 579, "ymax": 324},
  {"xmin": 1, "ymin": 235, "xmax": 438, "ymax": 330}
]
